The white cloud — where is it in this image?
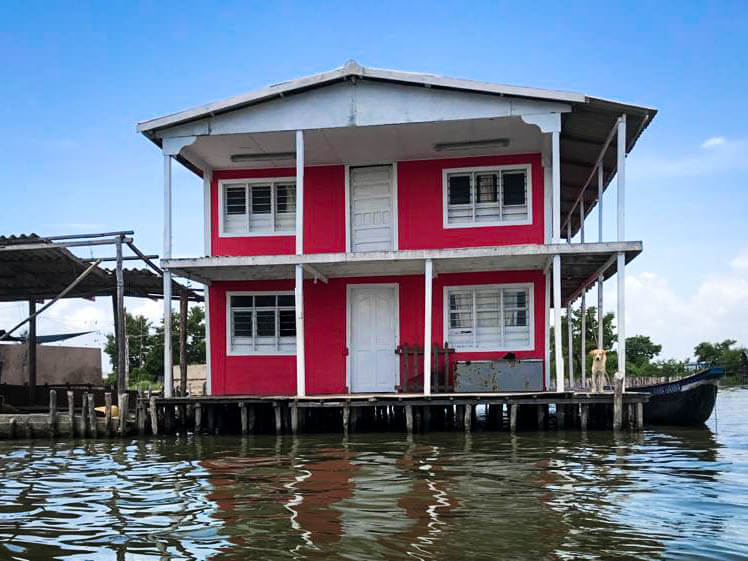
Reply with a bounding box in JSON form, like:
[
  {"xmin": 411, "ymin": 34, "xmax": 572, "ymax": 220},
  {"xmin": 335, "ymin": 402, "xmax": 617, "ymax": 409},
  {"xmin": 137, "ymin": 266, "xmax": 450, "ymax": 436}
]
[
  {"xmin": 603, "ymin": 247, "xmax": 748, "ymax": 360},
  {"xmin": 701, "ymin": 136, "xmax": 726, "ymax": 149},
  {"xmin": 629, "ymin": 136, "xmax": 748, "ymax": 180}
]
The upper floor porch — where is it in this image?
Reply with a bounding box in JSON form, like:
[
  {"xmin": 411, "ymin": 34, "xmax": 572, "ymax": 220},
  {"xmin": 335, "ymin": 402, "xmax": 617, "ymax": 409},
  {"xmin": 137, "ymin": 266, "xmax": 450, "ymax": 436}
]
[{"xmin": 139, "ymin": 61, "xmax": 656, "ymax": 261}]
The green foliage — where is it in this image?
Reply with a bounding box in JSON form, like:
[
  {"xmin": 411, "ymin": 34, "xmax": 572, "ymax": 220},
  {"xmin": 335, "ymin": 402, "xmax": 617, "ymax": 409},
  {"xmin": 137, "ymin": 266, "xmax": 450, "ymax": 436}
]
[
  {"xmin": 104, "ymin": 305, "xmax": 205, "ymax": 388},
  {"xmin": 694, "ymin": 339, "xmax": 747, "ymax": 376}
]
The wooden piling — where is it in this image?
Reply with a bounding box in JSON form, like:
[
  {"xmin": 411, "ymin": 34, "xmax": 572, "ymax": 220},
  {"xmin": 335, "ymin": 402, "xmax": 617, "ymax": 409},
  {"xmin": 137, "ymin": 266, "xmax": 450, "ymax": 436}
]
[
  {"xmin": 48, "ymin": 390, "xmax": 57, "ymax": 437},
  {"xmin": 248, "ymin": 405, "xmax": 256, "ymax": 434},
  {"xmin": 8, "ymin": 417, "xmax": 16, "ymax": 439},
  {"xmin": 290, "ymin": 404, "xmax": 299, "ymax": 435},
  {"xmin": 104, "ymin": 393, "xmax": 112, "ymax": 436},
  {"xmin": 423, "ymin": 406, "xmax": 431, "ymax": 432},
  {"xmin": 88, "ymin": 393, "xmax": 97, "ymax": 438},
  {"xmin": 67, "ymin": 390, "xmax": 75, "ymax": 437},
  {"xmin": 137, "ymin": 397, "xmax": 146, "ymax": 435},
  {"xmin": 463, "ymin": 403, "xmax": 472, "ymax": 432},
  {"xmin": 536, "ymin": 404, "xmax": 546, "ymax": 430},
  {"xmin": 613, "ymin": 373, "xmax": 624, "ymax": 431},
  {"xmin": 119, "ymin": 393, "xmax": 129, "ymax": 436},
  {"xmin": 273, "ymin": 403, "xmax": 282, "ymax": 435},
  {"xmin": 239, "ymin": 402, "xmax": 248, "ymax": 435},
  {"xmin": 405, "ymin": 404, "xmax": 414, "ymax": 434},
  {"xmin": 81, "ymin": 393, "xmax": 88, "ymax": 436},
  {"xmin": 635, "ymin": 402, "xmax": 644, "ymax": 431},
  {"xmin": 342, "ymin": 404, "xmax": 350, "ymax": 436},
  {"xmin": 194, "ymin": 403, "xmax": 202, "ymax": 434},
  {"xmin": 580, "ymin": 404, "xmax": 589, "ymax": 431},
  {"xmin": 509, "ymin": 403, "xmax": 518, "ymax": 433},
  {"xmin": 557, "ymin": 404, "xmax": 566, "ymax": 429}
]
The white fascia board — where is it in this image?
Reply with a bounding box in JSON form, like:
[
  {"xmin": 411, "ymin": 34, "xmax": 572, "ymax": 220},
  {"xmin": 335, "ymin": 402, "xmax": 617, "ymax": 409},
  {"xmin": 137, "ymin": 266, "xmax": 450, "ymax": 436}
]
[{"xmin": 161, "ymin": 241, "xmax": 642, "ymax": 270}]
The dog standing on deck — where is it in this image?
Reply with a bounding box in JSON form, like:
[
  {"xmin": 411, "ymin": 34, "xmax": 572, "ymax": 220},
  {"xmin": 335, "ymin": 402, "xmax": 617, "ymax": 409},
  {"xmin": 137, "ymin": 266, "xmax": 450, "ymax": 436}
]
[{"xmin": 589, "ymin": 349, "xmax": 610, "ymax": 392}]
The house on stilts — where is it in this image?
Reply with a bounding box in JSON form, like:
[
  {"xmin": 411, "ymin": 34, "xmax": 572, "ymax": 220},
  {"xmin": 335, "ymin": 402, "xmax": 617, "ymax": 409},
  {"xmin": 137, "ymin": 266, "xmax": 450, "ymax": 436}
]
[{"xmin": 137, "ymin": 61, "xmax": 656, "ymax": 433}]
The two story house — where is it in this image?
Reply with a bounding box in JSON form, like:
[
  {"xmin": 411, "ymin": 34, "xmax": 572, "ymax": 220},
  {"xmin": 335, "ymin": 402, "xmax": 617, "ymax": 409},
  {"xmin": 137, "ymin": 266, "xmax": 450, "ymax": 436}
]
[{"xmin": 138, "ymin": 61, "xmax": 654, "ymax": 398}]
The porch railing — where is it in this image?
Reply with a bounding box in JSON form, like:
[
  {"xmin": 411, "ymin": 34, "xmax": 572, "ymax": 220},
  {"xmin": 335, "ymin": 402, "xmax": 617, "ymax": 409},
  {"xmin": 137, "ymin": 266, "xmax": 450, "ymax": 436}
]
[{"xmin": 395, "ymin": 343, "xmax": 455, "ymax": 393}]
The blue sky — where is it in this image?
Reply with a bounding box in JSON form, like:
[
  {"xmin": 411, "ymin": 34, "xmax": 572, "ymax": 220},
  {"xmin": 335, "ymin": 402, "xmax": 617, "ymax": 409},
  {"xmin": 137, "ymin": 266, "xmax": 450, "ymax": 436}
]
[{"xmin": 1, "ymin": 1, "xmax": 746, "ymax": 362}]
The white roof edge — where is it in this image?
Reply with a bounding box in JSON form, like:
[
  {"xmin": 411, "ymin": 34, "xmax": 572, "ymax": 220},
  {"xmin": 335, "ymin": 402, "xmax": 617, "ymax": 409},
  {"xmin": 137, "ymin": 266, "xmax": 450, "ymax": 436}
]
[{"xmin": 137, "ymin": 60, "xmax": 595, "ymax": 134}]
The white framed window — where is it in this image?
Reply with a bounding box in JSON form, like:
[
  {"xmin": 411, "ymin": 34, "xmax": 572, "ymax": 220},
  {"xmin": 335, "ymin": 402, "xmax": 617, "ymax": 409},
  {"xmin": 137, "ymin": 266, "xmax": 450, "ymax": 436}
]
[
  {"xmin": 442, "ymin": 165, "xmax": 531, "ymax": 228},
  {"xmin": 443, "ymin": 283, "xmax": 534, "ymax": 352},
  {"xmin": 219, "ymin": 178, "xmax": 296, "ymax": 236},
  {"xmin": 227, "ymin": 292, "xmax": 296, "ymax": 355}
]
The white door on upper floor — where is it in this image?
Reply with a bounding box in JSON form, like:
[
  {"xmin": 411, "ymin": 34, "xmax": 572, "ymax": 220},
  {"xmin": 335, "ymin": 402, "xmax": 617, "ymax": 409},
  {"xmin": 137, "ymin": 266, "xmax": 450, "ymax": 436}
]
[
  {"xmin": 348, "ymin": 285, "xmax": 398, "ymax": 393},
  {"xmin": 349, "ymin": 165, "xmax": 394, "ymax": 252}
]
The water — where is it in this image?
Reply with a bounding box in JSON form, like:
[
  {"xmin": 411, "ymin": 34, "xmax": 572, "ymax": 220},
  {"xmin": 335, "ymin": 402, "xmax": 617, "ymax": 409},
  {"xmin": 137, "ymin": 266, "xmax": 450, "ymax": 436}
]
[{"xmin": 1, "ymin": 390, "xmax": 747, "ymax": 561}]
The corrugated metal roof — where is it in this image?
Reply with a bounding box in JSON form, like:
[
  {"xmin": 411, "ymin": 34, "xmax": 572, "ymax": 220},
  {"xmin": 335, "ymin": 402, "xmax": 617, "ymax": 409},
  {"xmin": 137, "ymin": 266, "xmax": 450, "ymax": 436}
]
[{"xmin": 0, "ymin": 234, "xmax": 201, "ymax": 303}]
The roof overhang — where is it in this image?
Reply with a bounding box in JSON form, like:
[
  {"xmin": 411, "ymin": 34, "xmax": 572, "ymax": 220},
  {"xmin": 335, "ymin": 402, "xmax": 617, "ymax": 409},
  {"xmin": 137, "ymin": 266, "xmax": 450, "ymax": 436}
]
[{"xmin": 163, "ymin": 241, "xmax": 641, "ymax": 305}]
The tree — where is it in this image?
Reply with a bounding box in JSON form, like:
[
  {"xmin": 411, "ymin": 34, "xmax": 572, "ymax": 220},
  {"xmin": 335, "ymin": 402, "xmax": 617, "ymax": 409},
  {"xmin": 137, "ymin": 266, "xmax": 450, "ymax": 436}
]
[
  {"xmin": 694, "ymin": 339, "xmax": 747, "ymax": 376},
  {"xmin": 626, "ymin": 335, "xmax": 662, "ymax": 377},
  {"xmin": 104, "ymin": 305, "xmax": 206, "ymax": 388},
  {"xmin": 551, "ymin": 306, "xmax": 618, "ymax": 377}
]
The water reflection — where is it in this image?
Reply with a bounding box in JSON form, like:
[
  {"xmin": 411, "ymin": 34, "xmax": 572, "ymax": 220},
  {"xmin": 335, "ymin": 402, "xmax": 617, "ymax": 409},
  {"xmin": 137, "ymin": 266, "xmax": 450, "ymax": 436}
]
[{"xmin": 0, "ymin": 391, "xmax": 747, "ymax": 560}]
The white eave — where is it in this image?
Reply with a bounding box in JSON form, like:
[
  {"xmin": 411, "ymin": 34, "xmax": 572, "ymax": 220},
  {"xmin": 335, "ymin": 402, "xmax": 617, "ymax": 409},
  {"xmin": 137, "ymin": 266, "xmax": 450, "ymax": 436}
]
[{"xmin": 137, "ymin": 60, "xmax": 605, "ymax": 135}]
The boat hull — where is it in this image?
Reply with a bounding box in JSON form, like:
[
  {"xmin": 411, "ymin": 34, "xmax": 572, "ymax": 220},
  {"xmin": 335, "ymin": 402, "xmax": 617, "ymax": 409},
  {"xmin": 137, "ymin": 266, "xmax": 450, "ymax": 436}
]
[{"xmin": 639, "ymin": 368, "xmax": 725, "ymax": 426}]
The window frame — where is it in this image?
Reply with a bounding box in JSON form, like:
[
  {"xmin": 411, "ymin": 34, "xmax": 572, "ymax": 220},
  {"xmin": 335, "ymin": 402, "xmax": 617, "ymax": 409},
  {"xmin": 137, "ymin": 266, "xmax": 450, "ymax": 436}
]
[
  {"xmin": 226, "ymin": 290, "xmax": 297, "ymax": 356},
  {"xmin": 218, "ymin": 177, "xmax": 297, "ymax": 237},
  {"xmin": 442, "ymin": 282, "xmax": 534, "ymax": 352},
  {"xmin": 441, "ymin": 164, "xmax": 532, "ymax": 229}
]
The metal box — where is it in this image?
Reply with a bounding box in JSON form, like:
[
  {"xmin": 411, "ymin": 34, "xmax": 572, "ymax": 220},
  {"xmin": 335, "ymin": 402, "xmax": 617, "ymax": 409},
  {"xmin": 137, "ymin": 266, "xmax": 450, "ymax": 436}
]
[{"xmin": 454, "ymin": 359, "xmax": 544, "ymax": 392}]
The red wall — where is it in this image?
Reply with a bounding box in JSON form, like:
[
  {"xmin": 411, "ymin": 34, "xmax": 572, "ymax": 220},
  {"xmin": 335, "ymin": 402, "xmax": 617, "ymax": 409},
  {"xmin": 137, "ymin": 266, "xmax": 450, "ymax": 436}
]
[
  {"xmin": 211, "ymin": 166, "xmax": 345, "ymax": 256},
  {"xmin": 209, "ymin": 271, "xmax": 544, "ymax": 396},
  {"xmin": 398, "ymin": 153, "xmax": 544, "ymax": 249},
  {"xmin": 210, "ymin": 153, "xmax": 543, "ymax": 257}
]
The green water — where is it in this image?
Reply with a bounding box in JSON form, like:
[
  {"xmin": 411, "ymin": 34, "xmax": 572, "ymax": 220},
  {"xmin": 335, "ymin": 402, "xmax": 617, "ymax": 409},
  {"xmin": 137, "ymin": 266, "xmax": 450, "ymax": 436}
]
[{"xmin": 0, "ymin": 388, "xmax": 746, "ymax": 560}]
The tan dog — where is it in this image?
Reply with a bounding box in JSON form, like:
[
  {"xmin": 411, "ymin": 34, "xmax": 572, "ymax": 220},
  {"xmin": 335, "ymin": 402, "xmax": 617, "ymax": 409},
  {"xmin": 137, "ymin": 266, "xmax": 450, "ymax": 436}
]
[{"xmin": 589, "ymin": 349, "xmax": 610, "ymax": 392}]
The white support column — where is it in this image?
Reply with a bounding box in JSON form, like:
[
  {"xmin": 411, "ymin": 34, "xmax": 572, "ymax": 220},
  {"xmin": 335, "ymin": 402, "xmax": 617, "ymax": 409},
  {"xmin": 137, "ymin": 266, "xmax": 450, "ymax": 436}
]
[
  {"xmin": 567, "ymin": 301, "xmax": 574, "ymax": 389},
  {"xmin": 163, "ymin": 154, "xmax": 173, "ymax": 398},
  {"xmin": 295, "ymin": 130, "xmax": 304, "ymax": 256},
  {"xmin": 423, "ymin": 258, "xmax": 433, "ymax": 396},
  {"xmin": 552, "ymin": 131, "xmax": 561, "ymax": 244},
  {"xmin": 581, "ymin": 291, "xmax": 586, "ymax": 389},
  {"xmin": 544, "ymin": 265, "xmax": 551, "ymax": 390},
  {"xmin": 597, "ymin": 275, "xmax": 604, "ymax": 348},
  {"xmin": 553, "ymin": 255, "xmax": 564, "ymax": 392},
  {"xmin": 204, "ymin": 283, "xmax": 211, "ymax": 395},
  {"xmin": 617, "ymin": 114, "xmax": 627, "ymax": 384},
  {"xmin": 597, "ymin": 164, "xmax": 604, "ymax": 351},
  {"xmin": 295, "ymin": 264, "xmax": 306, "ymax": 397},
  {"xmin": 203, "ymin": 168, "xmax": 213, "ymax": 257}
]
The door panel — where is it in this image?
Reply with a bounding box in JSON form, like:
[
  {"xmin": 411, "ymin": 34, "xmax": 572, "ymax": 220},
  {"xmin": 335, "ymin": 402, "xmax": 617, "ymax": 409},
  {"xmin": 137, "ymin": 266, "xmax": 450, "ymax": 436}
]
[
  {"xmin": 350, "ymin": 166, "xmax": 394, "ymax": 252},
  {"xmin": 349, "ymin": 286, "xmax": 398, "ymax": 393}
]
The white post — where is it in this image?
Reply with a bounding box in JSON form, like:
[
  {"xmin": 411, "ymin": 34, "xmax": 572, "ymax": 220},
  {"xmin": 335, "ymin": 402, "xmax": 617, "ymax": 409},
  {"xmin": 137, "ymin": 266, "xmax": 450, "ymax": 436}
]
[
  {"xmin": 295, "ymin": 130, "xmax": 304, "ymax": 256},
  {"xmin": 597, "ymin": 274, "xmax": 604, "ymax": 348},
  {"xmin": 567, "ymin": 301, "xmax": 574, "ymax": 389},
  {"xmin": 544, "ymin": 265, "xmax": 551, "ymax": 390},
  {"xmin": 553, "ymin": 255, "xmax": 564, "ymax": 392},
  {"xmin": 295, "ymin": 264, "xmax": 306, "ymax": 397},
  {"xmin": 551, "ymin": 130, "xmax": 564, "ymax": 392},
  {"xmin": 204, "ymin": 284, "xmax": 211, "ymax": 395},
  {"xmin": 203, "ymin": 169, "xmax": 212, "ymax": 257},
  {"xmin": 617, "ymin": 115, "xmax": 627, "ymax": 384},
  {"xmin": 597, "ymin": 162, "xmax": 604, "ymax": 351},
  {"xmin": 423, "ymin": 258, "xmax": 433, "ymax": 396},
  {"xmin": 580, "ymin": 200, "xmax": 586, "ymax": 388},
  {"xmin": 163, "ymin": 154, "xmax": 173, "ymax": 398}
]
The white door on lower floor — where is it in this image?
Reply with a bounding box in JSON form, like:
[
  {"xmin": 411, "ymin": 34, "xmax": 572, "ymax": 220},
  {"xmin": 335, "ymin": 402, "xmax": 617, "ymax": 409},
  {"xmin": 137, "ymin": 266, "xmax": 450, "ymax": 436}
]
[
  {"xmin": 349, "ymin": 285, "xmax": 398, "ymax": 393},
  {"xmin": 349, "ymin": 165, "xmax": 394, "ymax": 252}
]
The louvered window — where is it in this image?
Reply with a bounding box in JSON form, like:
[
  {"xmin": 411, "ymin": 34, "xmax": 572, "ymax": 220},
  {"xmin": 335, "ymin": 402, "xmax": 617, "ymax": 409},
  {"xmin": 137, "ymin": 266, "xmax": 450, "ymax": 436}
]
[
  {"xmin": 221, "ymin": 180, "xmax": 296, "ymax": 235},
  {"xmin": 445, "ymin": 284, "xmax": 532, "ymax": 351},
  {"xmin": 229, "ymin": 293, "xmax": 296, "ymax": 354},
  {"xmin": 445, "ymin": 166, "xmax": 529, "ymax": 226}
]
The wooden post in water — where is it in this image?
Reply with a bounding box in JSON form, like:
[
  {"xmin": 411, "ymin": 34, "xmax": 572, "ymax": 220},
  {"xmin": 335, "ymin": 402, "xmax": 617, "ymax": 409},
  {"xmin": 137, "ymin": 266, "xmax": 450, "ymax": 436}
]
[
  {"xmin": 104, "ymin": 392, "xmax": 112, "ymax": 436},
  {"xmin": 463, "ymin": 403, "xmax": 472, "ymax": 432},
  {"xmin": 273, "ymin": 403, "xmax": 282, "ymax": 435},
  {"xmin": 613, "ymin": 373, "xmax": 624, "ymax": 431},
  {"xmin": 48, "ymin": 390, "xmax": 57, "ymax": 437},
  {"xmin": 149, "ymin": 396, "xmax": 158, "ymax": 435},
  {"xmin": 248, "ymin": 405, "xmax": 256, "ymax": 434},
  {"xmin": 239, "ymin": 402, "xmax": 248, "ymax": 435},
  {"xmin": 194, "ymin": 402, "xmax": 202, "ymax": 434},
  {"xmin": 342, "ymin": 404, "xmax": 350, "ymax": 436},
  {"xmin": 81, "ymin": 393, "xmax": 88, "ymax": 436},
  {"xmin": 88, "ymin": 393, "xmax": 97, "ymax": 438},
  {"xmin": 137, "ymin": 397, "xmax": 146, "ymax": 435},
  {"xmin": 67, "ymin": 390, "xmax": 75, "ymax": 437},
  {"xmin": 580, "ymin": 404, "xmax": 589, "ymax": 431},
  {"xmin": 635, "ymin": 402, "xmax": 644, "ymax": 431},
  {"xmin": 405, "ymin": 405, "xmax": 413, "ymax": 435},
  {"xmin": 423, "ymin": 406, "xmax": 431, "ymax": 432},
  {"xmin": 509, "ymin": 404, "xmax": 518, "ymax": 433},
  {"xmin": 290, "ymin": 404, "xmax": 299, "ymax": 435},
  {"xmin": 119, "ymin": 393, "xmax": 128, "ymax": 436},
  {"xmin": 8, "ymin": 417, "xmax": 16, "ymax": 439},
  {"xmin": 536, "ymin": 404, "xmax": 546, "ymax": 430}
]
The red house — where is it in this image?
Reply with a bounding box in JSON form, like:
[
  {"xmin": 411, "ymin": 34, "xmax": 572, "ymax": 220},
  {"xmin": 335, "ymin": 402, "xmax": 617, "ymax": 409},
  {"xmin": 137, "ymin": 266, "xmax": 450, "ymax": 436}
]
[{"xmin": 138, "ymin": 61, "xmax": 655, "ymax": 398}]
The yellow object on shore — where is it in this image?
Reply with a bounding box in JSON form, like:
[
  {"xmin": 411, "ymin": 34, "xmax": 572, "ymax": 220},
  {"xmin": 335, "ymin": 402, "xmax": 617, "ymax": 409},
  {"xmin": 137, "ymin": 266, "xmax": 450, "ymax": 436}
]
[{"xmin": 94, "ymin": 405, "xmax": 120, "ymax": 418}]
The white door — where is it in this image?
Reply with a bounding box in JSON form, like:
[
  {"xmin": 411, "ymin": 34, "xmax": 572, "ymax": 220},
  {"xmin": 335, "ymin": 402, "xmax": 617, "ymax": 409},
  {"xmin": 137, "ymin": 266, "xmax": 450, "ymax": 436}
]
[
  {"xmin": 350, "ymin": 165, "xmax": 394, "ymax": 252},
  {"xmin": 349, "ymin": 285, "xmax": 398, "ymax": 393}
]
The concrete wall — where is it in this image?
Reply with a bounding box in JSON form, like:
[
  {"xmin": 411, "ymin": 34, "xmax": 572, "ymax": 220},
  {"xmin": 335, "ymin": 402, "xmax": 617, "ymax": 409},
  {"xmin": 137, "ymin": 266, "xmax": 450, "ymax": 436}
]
[
  {"xmin": 172, "ymin": 364, "xmax": 207, "ymax": 395},
  {"xmin": 0, "ymin": 344, "xmax": 102, "ymax": 386}
]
